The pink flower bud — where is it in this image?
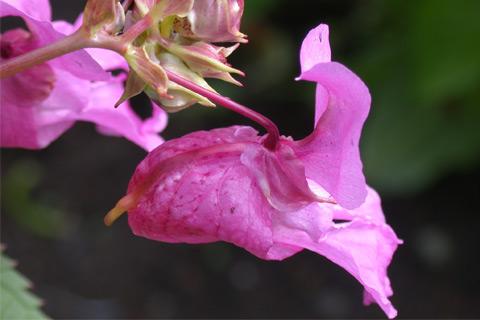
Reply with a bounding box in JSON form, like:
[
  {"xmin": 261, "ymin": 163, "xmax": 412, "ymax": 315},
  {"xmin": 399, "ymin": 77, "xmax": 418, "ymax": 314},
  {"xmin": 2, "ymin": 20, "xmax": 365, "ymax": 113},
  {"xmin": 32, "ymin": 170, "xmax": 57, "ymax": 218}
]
[
  {"xmin": 82, "ymin": 0, "xmax": 125, "ymax": 36},
  {"xmin": 174, "ymin": 0, "xmax": 247, "ymax": 43}
]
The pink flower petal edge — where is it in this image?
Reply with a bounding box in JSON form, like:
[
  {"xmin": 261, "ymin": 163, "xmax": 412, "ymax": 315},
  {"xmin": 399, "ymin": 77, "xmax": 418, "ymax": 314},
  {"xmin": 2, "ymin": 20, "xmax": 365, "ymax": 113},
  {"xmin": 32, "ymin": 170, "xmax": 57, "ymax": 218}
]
[
  {"xmin": 1, "ymin": 0, "xmax": 51, "ymax": 22},
  {"xmin": 273, "ymin": 182, "xmax": 402, "ymax": 318}
]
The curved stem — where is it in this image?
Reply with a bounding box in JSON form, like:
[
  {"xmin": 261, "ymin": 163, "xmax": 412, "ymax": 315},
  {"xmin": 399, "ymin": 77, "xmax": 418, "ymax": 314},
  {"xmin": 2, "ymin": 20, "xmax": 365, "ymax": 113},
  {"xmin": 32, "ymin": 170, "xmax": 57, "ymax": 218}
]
[
  {"xmin": 0, "ymin": 29, "xmax": 90, "ymax": 79},
  {"xmin": 165, "ymin": 70, "xmax": 280, "ymax": 150}
]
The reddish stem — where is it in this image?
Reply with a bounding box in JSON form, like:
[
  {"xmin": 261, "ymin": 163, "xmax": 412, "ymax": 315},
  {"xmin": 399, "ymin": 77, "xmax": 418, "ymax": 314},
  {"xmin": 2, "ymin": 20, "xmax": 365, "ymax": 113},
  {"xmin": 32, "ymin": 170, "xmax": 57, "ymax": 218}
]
[
  {"xmin": 0, "ymin": 29, "xmax": 89, "ymax": 79},
  {"xmin": 165, "ymin": 70, "xmax": 280, "ymax": 150}
]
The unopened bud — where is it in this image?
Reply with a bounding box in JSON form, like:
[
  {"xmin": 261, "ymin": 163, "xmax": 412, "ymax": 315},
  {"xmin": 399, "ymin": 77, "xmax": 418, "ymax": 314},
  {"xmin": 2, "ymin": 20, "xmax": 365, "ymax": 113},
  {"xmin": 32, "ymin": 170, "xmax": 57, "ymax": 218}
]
[
  {"xmin": 167, "ymin": 42, "xmax": 243, "ymax": 84},
  {"xmin": 83, "ymin": 0, "xmax": 125, "ymax": 36},
  {"xmin": 175, "ymin": 0, "xmax": 247, "ymax": 43}
]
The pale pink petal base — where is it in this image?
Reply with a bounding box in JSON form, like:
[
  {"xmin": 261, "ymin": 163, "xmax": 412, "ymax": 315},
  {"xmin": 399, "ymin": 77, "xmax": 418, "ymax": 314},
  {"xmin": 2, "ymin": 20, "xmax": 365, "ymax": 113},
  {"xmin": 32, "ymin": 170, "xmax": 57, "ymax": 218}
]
[{"xmin": 241, "ymin": 142, "xmax": 323, "ymax": 212}]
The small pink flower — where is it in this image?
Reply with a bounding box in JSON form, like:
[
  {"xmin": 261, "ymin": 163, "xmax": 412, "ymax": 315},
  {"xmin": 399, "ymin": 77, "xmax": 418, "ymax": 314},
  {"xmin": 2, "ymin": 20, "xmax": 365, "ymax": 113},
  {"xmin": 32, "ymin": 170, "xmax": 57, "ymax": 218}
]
[
  {"xmin": 0, "ymin": 0, "xmax": 167, "ymax": 151},
  {"xmin": 107, "ymin": 24, "xmax": 401, "ymax": 318}
]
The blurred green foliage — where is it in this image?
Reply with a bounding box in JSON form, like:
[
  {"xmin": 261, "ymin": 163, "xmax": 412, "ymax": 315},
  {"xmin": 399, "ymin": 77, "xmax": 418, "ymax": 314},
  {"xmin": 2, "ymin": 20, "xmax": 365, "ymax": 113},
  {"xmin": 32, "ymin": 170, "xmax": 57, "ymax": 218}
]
[
  {"xmin": 349, "ymin": 0, "xmax": 480, "ymax": 195},
  {"xmin": 2, "ymin": 159, "xmax": 70, "ymax": 238}
]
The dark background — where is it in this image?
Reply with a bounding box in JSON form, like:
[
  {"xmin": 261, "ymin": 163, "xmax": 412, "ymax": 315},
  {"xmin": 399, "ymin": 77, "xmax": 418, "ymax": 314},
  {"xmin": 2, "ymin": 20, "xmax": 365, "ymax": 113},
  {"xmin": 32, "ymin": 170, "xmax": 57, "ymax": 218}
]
[{"xmin": 2, "ymin": 0, "xmax": 480, "ymax": 318}]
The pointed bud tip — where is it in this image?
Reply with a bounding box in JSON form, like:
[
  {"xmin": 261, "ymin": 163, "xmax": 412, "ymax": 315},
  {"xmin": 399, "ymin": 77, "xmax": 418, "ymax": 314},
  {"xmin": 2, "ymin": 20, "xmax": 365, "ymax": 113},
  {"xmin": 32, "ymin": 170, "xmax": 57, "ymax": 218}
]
[{"xmin": 162, "ymin": 92, "xmax": 174, "ymax": 100}]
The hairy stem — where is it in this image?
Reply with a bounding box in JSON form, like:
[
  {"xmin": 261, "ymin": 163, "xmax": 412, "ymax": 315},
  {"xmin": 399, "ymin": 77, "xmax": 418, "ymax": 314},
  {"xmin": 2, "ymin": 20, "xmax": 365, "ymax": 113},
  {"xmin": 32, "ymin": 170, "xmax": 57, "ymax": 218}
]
[{"xmin": 165, "ymin": 70, "xmax": 280, "ymax": 150}]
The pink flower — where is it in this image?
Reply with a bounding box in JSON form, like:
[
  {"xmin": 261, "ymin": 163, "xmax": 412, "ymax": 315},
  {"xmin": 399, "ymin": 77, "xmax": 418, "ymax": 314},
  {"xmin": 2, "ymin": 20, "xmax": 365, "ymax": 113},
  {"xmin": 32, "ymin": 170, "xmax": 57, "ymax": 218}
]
[
  {"xmin": 0, "ymin": 0, "xmax": 167, "ymax": 151},
  {"xmin": 107, "ymin": 24, "xmax": 401, "ymax": 317}
]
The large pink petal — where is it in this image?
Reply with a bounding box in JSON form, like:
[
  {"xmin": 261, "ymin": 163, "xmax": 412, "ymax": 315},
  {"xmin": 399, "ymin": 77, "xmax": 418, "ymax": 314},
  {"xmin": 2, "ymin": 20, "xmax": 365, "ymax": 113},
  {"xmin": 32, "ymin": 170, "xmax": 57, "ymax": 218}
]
[
  {"xmin": 1, "ymin": 28, "xmax": 57, "ymax": 107},
  {"xmin": 294, "ymin": 61, "xmax": 370, "ymax": 209},
  {"xmin": 331, "ymin": 185, "xmax": 387, "ymax": 223},
  {"xmin": 0, "ymin": 99, "xmax": 68, "ymax": 149},
  {"xmin": 1, "ymin": 0, "xmax": 51, "ymax": 21},
  {"xmin": 315, "ymin": 220, "xmax": 400, "ymax": 319},
  {"xmin": 293, "ymin": 23, "xmax": 370, "ymax": 209},
  {"xmin": 3, "ymin": 67, "xmax": 165, "ymax": 150},
  {"xmin": 31, "ymin": 69, "xmax": 89, "ymax": 147},
  {"xmin": 271, "ymin": 189, "xmax": 401, "ymax": 319},
  {"xmin": 1, "ymin": 67, "xmax": 84, "ymax": 149}
]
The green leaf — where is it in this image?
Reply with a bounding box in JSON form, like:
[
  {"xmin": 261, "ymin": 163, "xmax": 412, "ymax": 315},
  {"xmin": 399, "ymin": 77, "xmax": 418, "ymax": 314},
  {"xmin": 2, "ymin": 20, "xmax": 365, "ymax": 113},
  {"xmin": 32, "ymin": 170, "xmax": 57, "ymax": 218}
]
[{"xmin": 0, "ymin": 251, "xmax": 50, "ymax": 319}]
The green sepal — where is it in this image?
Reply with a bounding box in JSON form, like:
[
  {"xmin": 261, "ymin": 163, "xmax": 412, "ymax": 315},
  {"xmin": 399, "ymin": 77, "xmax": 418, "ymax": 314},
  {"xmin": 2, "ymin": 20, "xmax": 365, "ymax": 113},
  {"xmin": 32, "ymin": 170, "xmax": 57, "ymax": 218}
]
[
  {"xmin": 124, "ymin": 44, "xmax": 171, "ymax": 99},
  {"xmin": 146, "ymin": 52, "xmax": 216, "ymax": 112},
  {"xmin": 115, "ymin": 69, "xmax": 147, "ymax": 107},
  {"xmin": 168, "ymin": 41, "xmax": 244, "ymax": 78}
]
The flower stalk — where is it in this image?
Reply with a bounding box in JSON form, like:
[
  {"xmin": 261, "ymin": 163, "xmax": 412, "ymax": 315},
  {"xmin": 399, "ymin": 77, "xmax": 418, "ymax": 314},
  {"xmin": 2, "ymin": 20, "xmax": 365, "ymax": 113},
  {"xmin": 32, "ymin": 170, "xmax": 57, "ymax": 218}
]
[{"xmin": 165, "ymin": 70, "xmax": 280, "ymax": 150}]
